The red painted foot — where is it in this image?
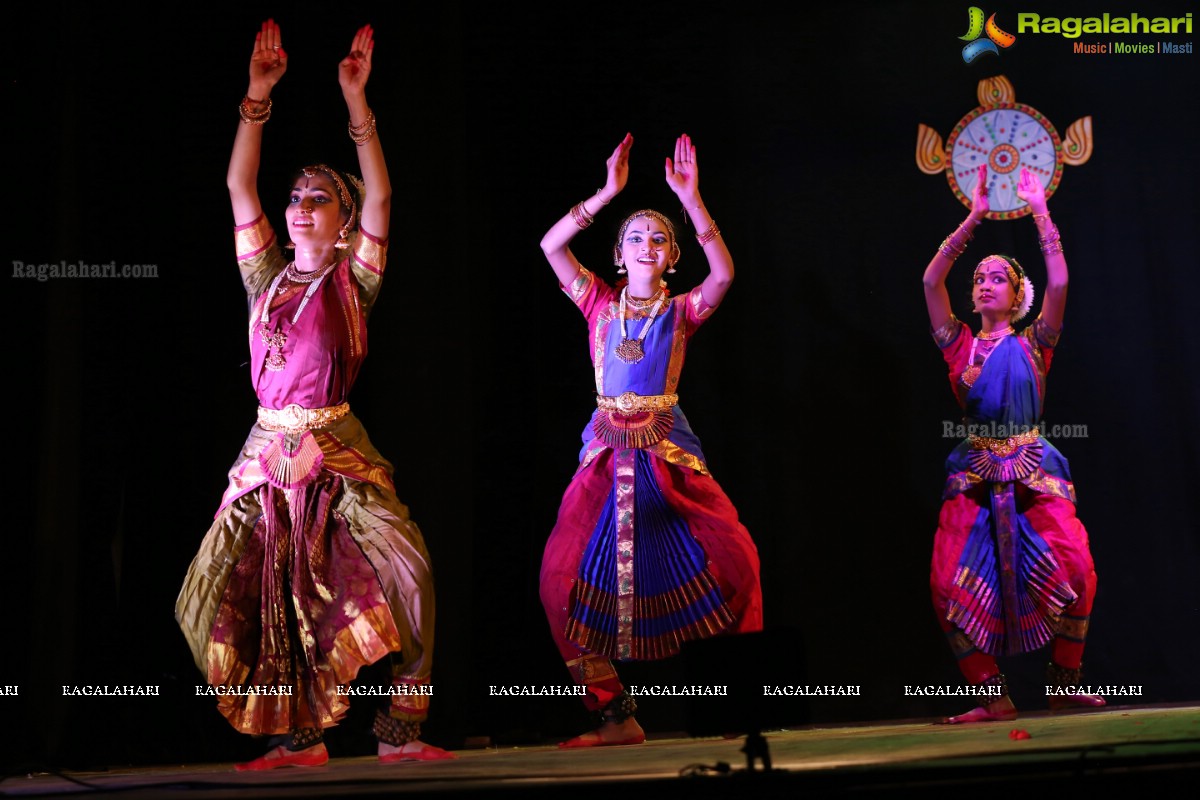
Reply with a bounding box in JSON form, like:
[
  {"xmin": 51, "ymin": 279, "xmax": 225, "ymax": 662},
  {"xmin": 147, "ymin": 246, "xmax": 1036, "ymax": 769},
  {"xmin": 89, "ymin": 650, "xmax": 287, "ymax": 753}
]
[{"xmin": 235, "ymin": 743, "xmax": 328, "ymax": 771}]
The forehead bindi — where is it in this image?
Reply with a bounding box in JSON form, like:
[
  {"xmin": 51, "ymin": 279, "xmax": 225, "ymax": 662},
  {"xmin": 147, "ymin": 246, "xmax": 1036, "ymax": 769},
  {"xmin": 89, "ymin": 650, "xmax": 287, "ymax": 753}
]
[
  {"xmin": 628, "ymin": 222, "xmax": 668, "ymax": 236},
  {"xmin": 975, "ymin": 259, "xmax": 1010, "ymax": 278},
  {"xmin": 294, "ymin": 175, "xmax": 336, "ymax": 194}
]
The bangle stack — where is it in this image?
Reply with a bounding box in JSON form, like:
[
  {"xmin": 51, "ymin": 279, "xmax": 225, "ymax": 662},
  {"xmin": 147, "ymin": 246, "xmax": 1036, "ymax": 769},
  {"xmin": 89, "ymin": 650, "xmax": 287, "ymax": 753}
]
[
  {"xmin": 938, "ymin": 221, "xmax": 975, "ymax": 260},
  {"xmin": 570, "ymin": 200, "xmax": 596, "ymax": 229},
  {"xmin": 695, "ymin": 219, "xmax": 721, "ymax": 246},
  {"xmin": 349, "ymin": 109, "xmax": 377, "ymax": 145},
  {"xmin": 239, "ymin": 96, "xmax": 272, "ymax": 125},
  {"xmin": 1038, "ymin": 216, "xmax": 1064, "ymax": 255}
]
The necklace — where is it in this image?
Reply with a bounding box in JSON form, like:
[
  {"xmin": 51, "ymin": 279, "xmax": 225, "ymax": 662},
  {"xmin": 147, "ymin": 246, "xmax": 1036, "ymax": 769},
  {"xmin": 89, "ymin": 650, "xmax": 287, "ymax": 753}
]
[
  {"xmin": 282, "ymin": 260, "xmax": 334, "ymax": 284},
  {"xmin": 962, "ymin": 326, "xmax": 1014, "ymax": 387},
  {"xmin": 977, "ymin": 325, "xmax": 1015, "ymax": 340},
  {"xmin": 623, "ymin": 289, "xmax": 664, "ymax": 310},
  {"xmin": 258, "ymin": 260, "xmax": 338, "ymax": 372},
  {"xmin": 614, "ymin": 286, "xmax": 666, "ymax": 364}
]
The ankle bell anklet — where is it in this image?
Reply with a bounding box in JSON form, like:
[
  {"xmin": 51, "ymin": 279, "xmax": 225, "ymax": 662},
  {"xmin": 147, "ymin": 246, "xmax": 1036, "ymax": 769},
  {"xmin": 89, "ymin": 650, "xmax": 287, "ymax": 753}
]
[
  {"xmin": 598, "ymin": 690, "xmax": 637, "ymax": 725},
  {"xmin": 1046, "ymin": 661, "xmax": 1083, "ymax": 688},
  {"xmin": 977, "ymin": 673, "xmax": 1009, "ymax": 706},
  {"xmin": 373, "ymin": 710, "xmax": 421, "ymax": 747}
]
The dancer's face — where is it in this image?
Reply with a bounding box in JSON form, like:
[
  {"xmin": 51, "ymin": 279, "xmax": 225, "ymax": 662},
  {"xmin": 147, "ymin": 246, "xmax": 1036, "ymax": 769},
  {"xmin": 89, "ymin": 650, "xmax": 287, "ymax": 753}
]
[
  {"xmin": 973, "ymin": 258, "xmax": 1017, "ymax": 317},
  {"xmin": 618, "ymin": 216, "xmax": 674, "ymax": 287},
  {"xmin": 285, "ymin": 173, "xmax": 347, "ymax": 247}
]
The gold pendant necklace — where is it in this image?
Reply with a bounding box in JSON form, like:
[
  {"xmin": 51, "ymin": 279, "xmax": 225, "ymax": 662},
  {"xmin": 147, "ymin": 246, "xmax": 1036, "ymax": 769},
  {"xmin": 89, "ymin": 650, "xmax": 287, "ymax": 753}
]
[
  {"xmin": 961, "ymin": 327, "xmax": 1014, "ymax": 387},
  {"xmin": 615, "ymin": 287, "xmax": 666, "ymax": 364},
  {"xmin": 257, "ymin": 260, "xmax": 337, "ymax": 372}
]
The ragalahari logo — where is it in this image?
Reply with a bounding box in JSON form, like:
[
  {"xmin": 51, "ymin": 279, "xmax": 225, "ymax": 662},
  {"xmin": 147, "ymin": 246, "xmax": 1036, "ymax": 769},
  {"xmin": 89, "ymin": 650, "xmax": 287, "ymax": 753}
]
[{"xmin": 960, "ymin": 7, "xmax": 1017, "ymax": 63}]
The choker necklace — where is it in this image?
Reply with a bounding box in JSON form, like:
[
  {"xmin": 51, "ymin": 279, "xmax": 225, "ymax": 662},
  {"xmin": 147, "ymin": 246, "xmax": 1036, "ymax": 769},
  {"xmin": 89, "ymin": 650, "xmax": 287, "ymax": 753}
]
[
  {"xmin": 258, "ymin": 260, "xmax": 338, "ymax": 372},
  {"xmin": 977, "ymin": 326, "xmax": 1015, "ymax": 340},
  {"xmin": 624, "ymin": 288, "xmax": 664, "ymax": 310},
  {"xmin": 283, "ymin": 260, "xmax": 336, "ymax": 284},
  {"xmin": 614, "ymin": 286, "xmax": 666, "ymax": 364}
]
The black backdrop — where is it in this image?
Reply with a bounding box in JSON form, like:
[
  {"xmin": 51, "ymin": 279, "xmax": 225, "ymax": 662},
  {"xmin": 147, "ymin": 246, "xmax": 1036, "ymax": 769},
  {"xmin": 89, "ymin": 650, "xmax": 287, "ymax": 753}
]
[{"xmin": 4, "ymin": 0, "xmax": 1197, "ymax": 771}]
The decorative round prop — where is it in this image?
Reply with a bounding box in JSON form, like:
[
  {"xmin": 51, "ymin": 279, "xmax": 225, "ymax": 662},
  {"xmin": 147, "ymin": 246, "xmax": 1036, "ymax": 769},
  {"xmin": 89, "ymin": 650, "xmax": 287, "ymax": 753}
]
[{"xmin": 917, "ymin": 76, "xmax": 1093, "ymax": 220}]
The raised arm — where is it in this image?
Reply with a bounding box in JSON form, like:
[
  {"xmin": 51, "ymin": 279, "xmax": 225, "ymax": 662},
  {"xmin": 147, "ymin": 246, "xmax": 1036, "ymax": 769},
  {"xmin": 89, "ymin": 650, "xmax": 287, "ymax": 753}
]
[
  {"xmin": 664, "ymin": 133, "xmax": 732, "ymax": 307},
  {"xmin": 1017, "ymin": 167, "xmax": 1067, "ymax": 331},
  {"xmin": 339, "ymin": 24, "xmax": 391, "ymax": 240},
  {"xmin": 228, "ymin": 19, "xmax": 288, "ymax": 226},
  {"xmin": 923, "ymin": 164, "xmax": 987, "ymax": 331},
  {"xmin": 540, "ymin": 133, "xmax": 632, "ymax": 287}
]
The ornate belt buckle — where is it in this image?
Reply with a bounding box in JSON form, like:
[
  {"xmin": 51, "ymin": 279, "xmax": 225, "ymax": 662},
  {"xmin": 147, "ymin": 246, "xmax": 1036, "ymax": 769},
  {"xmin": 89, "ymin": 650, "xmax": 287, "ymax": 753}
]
[
  {"xmin": 278, "ymin": 403, "xmax": 307, "ymax": 431},
  {"xmin": 616, "ymin": 391, "xmax": 639, "ymax": 413}
]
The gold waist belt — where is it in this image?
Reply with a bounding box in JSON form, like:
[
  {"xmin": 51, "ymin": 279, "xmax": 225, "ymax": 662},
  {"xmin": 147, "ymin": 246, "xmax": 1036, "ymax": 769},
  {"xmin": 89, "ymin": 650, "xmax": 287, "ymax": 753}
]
[
  {"xmin": 258, "ymin": 402, "xmax": 350, "ymax": 433},
  {"xmin": 968, "ymin": 427, "xmax": 1040, "ymax": 456},
  {"xmin": 596, "ymin": 392, "xmax": 679, "ymax": 414}
]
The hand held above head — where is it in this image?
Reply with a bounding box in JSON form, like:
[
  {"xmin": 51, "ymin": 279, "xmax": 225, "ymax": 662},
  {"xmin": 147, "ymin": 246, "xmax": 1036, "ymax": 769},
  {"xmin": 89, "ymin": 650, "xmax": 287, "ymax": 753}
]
[
  {"xmin": 968, "ymin": 163, "xmax": 989, "ymax": 222},
  {"xmin": 665, "ymin": 133, "xmax": 702, "ymax": 210},
  {"xmin": 248, "ymin": 19, "xmax": 287, "ymax": 98},
  {"xmin": 1015, "ymin": 167, "xmax": 1048, "ymax": 215},
  {"xmin": 339, "ymin": 24, "xmax": 375, "ymax": 98},
  {"xmin": 598, "ymin": 133, "xmax": 633, "ymax": 204}
]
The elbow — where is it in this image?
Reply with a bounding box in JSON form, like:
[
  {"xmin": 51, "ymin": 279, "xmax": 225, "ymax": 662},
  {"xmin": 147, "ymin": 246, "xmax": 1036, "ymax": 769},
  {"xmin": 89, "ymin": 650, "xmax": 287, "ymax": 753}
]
[
  {"xmin": 376, "ymin": 192, "xmax": 392, "ymax": 220},
  {"xmin": 369, "ymin": 182, "xmax": 393, "ymax": 215},
  {"xmin": 710, "ymin": 272, "xmax": 733, "ymax": 293},
  {"xmin": 226, "ymin": 173, "xmax": 253, "ymax": 195}
]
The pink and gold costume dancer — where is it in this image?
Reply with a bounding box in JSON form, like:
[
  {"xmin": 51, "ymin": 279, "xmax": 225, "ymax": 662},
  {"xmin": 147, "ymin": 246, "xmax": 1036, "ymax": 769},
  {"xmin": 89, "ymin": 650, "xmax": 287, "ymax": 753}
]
[
  {"xmin": 923, "ymin": 165, "xmax": 1104, "ymax": 723},
  {"xmin": 176, "ymin": 20, "xmax": 452, "ymax": 769},
  {"xmin": 539, "ymin": 134, "xmax": 762, "ymax": 747}
]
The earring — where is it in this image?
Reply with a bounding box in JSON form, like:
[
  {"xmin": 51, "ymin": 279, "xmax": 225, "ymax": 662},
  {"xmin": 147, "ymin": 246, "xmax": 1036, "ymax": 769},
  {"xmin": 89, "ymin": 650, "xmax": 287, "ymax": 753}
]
[
  {"xmin": 284, "ymin": 241, "xmax": 296, "ymax": 250},
  {"xmin": 615, "ymin": 258, "xmax": 627, "ymax": 275},
  {"xmin": 334, "ymin": 228, "xmax": 351, "ymax": 250},
  {"xmin": 666, "ymin": 262, "xmax": 677, "ymax": 274}
]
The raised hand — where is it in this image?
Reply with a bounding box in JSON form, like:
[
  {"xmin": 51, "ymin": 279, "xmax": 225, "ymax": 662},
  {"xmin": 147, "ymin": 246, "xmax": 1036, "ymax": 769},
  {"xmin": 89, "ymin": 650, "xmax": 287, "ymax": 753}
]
[
  {"xmin": 249, "ymin": 19, "xmax": 287, "ymax": 93},
  {"xmin": 339, "ymin": 25, "xmax": 375, "ymax": 96},
  {"xmin": 1015, "ymin": 166, "xmax": 1048, "ymax": 213},
  {"xmin": 600, "ymin": 133, "xmax": 633, "ymax": 202},
  {"xmin": 665, "ymin": 133, "xmax": 700, "ymax": 205},
  {"xmin": 969, "ymin": 163, "xmax": 989, "ymax": 218}
]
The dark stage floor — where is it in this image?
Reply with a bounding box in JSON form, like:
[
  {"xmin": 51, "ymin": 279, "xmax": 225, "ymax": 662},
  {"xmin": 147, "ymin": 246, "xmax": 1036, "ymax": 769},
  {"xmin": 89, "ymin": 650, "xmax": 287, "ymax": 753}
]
[{"xmin": 4, "ymin": 704, "xmax": 1199, "ymax": 799}]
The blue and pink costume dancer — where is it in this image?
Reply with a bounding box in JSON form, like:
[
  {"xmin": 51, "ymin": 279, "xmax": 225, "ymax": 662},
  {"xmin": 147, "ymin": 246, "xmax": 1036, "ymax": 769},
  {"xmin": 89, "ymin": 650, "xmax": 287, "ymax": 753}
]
[
  {"xmin": 930, "ymin": 314, "xmax": 1097, "ymax": 691},
  {"xmin": 540, "ymin": 267, "xmax": 763, "ymax": 714}
]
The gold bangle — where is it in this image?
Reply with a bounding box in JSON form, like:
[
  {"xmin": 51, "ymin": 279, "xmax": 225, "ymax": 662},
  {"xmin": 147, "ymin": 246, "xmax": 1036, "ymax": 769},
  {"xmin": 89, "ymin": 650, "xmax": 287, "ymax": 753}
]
[
  {"xmin": 239, "ymin": 96, "xmax": 272, "ymax": 124},
  {"xmin": 348, "ymin": 109, "xmax": 377, "ymax": 144}
]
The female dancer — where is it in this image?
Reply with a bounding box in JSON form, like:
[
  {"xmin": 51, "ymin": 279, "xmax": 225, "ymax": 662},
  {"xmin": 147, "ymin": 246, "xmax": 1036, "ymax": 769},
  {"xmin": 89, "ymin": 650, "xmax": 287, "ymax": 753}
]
[
  {"xmin": 539, "ymin": 133, "xmax": 763, "ymax": 747},
  {"xmin": 923, "ymin": 164, "xmax": 1104, "ymax": 723},
  {"xmin": 176, "ymin": 21, "xmax": 453, "ymax": 767}
]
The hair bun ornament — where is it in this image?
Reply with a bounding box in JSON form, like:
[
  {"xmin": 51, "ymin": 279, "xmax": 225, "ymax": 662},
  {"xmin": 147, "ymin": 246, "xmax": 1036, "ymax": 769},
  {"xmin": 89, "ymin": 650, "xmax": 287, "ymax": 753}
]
[{"xmin": 1013, "ymin": 275, "xmax": 1035, "ymax": 322}]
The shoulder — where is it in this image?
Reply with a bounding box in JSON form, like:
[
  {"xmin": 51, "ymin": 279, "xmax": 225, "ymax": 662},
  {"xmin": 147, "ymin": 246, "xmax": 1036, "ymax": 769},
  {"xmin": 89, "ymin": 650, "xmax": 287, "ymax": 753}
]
[{"xmin": 932, "ymin": 315, "xmax": 968, "ymax": 349}]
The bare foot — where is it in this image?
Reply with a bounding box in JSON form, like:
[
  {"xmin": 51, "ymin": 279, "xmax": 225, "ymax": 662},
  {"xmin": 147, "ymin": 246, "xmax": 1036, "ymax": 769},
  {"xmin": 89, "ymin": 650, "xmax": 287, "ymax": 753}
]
[
  {"xmin": 1048, "ymin": 692, "xmax": 1106, "ymax": 712},
  {"xmin": 378, "ymin": 739, "xmax": 457, "ymax": 763},
  {"xmin": 938, "ymin": 695, "xmax": 1018, "ymax": 724},
  {"xmin": 558, "ymin": 717, "xmax": 646, "ymax": 748},
  {"xmin": 235, "ymin": 742, "xmax": 328, "ymax": 771}
]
